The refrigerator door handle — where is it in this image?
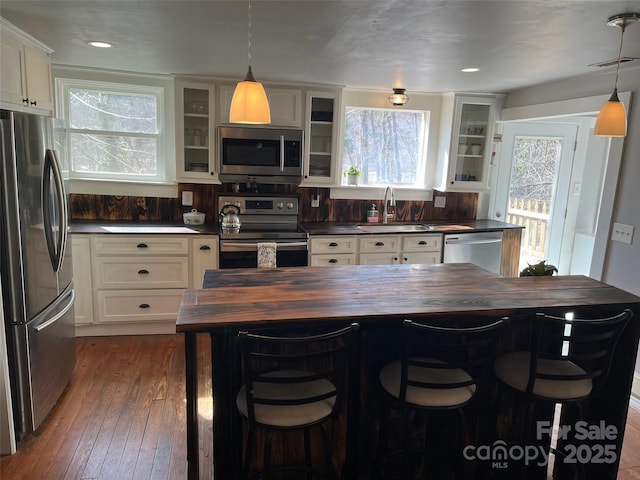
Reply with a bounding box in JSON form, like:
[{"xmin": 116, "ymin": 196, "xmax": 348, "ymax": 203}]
[
  {"xmin": 52, "ymin": 149, "xmax": 69, "ymax": 271},
  {"xmin": 42, "ymin": 149, "xmax": 66, "ymax": 272},
  {"xmin": 33, "ymin": 289, "xmax": 75, "ymax": 332}
]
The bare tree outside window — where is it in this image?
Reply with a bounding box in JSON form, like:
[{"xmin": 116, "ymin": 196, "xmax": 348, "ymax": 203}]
[{"xmin": 342, "ymin": 107, "xmax": 427, "ymax": 187}]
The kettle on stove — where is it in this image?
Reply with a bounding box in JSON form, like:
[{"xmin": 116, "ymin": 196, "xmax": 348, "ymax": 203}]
[{"xmin": 219, "ymin": 204, "xmax": 241, "ymax": 232}]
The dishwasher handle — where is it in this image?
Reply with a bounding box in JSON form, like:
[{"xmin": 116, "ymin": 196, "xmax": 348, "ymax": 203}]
[{"xmin": 445, "ymin": 237, "xmax": 502, "ymax": 246}]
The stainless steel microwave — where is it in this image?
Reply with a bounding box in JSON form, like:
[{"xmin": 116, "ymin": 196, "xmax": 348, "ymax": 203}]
[{"xmin": 217, "ymin": 126, "xmax": 303, "ymax": 184}]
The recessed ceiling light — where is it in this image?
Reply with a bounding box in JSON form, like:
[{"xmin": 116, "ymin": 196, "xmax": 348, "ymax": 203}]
[
  {"xmin": 461, "ymin": 67, "xmax": 480, "ymax": 73},
  {"xmin": 89, "ymin": 41, "xmax": 112, "ymax": 48}
]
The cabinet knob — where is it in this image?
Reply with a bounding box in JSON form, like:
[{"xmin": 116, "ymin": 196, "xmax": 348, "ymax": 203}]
[
  {"xmin": 139, "ymin": 303, "xmax": 150, "ymax": 309},
  {"xmin": 23, "ymin": 98, "xmax": 29, "ymax": 104},
  {"xmin": 375, "ymin": 241, "xmax": 385, "ymax": 247},
  {"xmin": 404, "ymin": 257, "xmax": 408, "ymax": 262},
  {"xmin": 328, "ymin": 242, "xmax": 338, "ymax": 247},
  {"xmin": 199, "ymin": 245, "xmax": 211, "ymax": 250},
  {"xmin": 138, "ymin": 269, "xmax": 149, "ymax": 275},
  {"xmin": 30, "ymin": 100, "xmax": 37, "ymax": 106},
  {"xmin": 418, "ymin": 241, "xmax": 427, "ymax": 245},
  {"xmin": 137, "ymin": 243, "xmax": 148, "ymax": 249},
  {"xmin": 328, "ymin": 258, "xmax": 338, "ymax": 263}
]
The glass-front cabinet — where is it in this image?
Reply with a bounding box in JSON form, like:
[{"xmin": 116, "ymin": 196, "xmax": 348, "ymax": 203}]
[
  {"xmin": 176, "ymin": 79, "xmax": 218, "ymax": 183},
  {"xmin": 434, "ymin": 93, "xmax": 496, "ymax": 192},
  {"xmin": 302, "ymin": 90, "xmax": 340, "ymax": 186}
]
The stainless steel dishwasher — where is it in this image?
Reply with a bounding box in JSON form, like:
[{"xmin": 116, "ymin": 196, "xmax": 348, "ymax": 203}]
[{"xmin": 443, "ymin": 231, "xmax": 503, "ymax": 275}]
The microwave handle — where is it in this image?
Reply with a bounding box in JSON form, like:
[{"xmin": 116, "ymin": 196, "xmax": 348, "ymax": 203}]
[{"xmin": 280, "ymin": 135, "xmax": 285, "ymax": 172}]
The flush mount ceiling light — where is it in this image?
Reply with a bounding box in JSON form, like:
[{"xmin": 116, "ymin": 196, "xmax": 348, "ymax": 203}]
[
  {"xmin": 388, "ymin": 88, "xmax": 408, "ymax": 106},
  {"xmin": 229, "ymin": 0, "xmax": 271, "ymax": 124},
  {"xmin": 594, "ymin": 12, "xmax": 640, "ymax": 137},
  {"xmin": 461, "ymin": 67, "xmax": 480, "ymax": 73},
  {"xmin": 88, "ymin": 41, "xmax": 112, "ymax": 48}
]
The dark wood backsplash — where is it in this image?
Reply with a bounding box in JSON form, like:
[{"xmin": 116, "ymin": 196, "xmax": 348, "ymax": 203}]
[{"xmin": 70, "ymin": 184, "xmax": 477, "ymax": 223}]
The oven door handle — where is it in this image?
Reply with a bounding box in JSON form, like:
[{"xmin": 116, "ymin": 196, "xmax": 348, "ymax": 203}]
[{"xmin": 222, "ymin": 241, "xmax": 308, "ymax": 248}]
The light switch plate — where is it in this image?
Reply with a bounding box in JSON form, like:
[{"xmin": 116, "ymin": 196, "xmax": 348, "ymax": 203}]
[
  {"xmin": 182, "ymin": 191, "xmax": 193, "ymax": 206},
  {"xmin": 611, "ymin": 223, "xmax": 634, "ymax": 244},
  {"xmin": 434, "ymin": 196, "xmax": 446, "ymax": 208},
  {"xmin": 311, "ymin": 195, "xmax": 320, "ymax": 208}
]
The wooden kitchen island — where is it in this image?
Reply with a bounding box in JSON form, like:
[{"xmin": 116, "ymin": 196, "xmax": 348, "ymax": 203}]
[{"xmin": 176, "ymin": 263, "xmax": 640, "ymax": 480}]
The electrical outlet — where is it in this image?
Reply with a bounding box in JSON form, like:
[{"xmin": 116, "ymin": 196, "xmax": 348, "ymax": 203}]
[
  {"xmin": 434, "ymin": 196, "xmax": 446, "ymax": 208},
  {"xmin": 311, "ymin": 195, "xmax": 320, "ymax": 208},
  {"xmin": 182, "ymin": 191, "xmax": 193, "ymax": 206},
  {"xmin": 611, "ymin": 223, "xmax": 634, "ymax": 244}
]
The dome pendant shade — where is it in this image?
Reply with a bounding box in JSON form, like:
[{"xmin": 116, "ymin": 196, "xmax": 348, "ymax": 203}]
[
  {"xmin": 230, "ymin": 66, "xmax": 271, "ymax": 124},
  {"xmin": 594, "ymin": 89, "xmax": 627, "ymax": 137}
]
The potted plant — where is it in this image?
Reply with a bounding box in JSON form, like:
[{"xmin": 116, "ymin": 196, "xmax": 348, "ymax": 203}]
[
  {"xmin": 344, "ymin": 166, "xmax": 362, "ymax": 186},
  {"xmin": 519, "ymin": 260, "xmax": 558, "ymax": 277}
]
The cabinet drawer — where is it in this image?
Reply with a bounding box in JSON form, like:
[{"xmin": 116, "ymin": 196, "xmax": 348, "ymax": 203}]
[
  {"xmin": 93, "ymin": 236, "xmax": 189, "ymax": 255},
  {"xmin": 310, "ymin": 236, "xmax": 357, "ymax": 254},
  {"xmin": 402, "ymin": 252, "xmax": 442, "ymax": 264},
  {"xmin": 309, "ymin": 254, "xmax": 357, "ymax": 267},
  {"xmin": 359, "ymin": 235, "xmax": 400, "ymax": 253},
  {"xmin": 96, "ymin": 290, "xmax": 183, "ymax": 324},
  {"xmin": 94, "ymin": 257, "xmax": 189, "ymax": 289},
  {"xmin": 402, "ymin": 234, "xmax": 442, "ymax": 252},
  {"xmin": 359, "ymin": 253, "xmax": 399, "ymax": 265}
]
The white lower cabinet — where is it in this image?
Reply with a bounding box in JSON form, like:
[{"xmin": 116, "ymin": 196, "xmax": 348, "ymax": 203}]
[
  {"xmin": 71, "ymin": 235, "xmax": 93, "ymax": 326},
  {"xmin": 309, "ymin": 236, "xmax": 357, "ymax": 267},
  {"xmin": 309, "ymin": 233, "xmax": 442, "ymax": 267},
  {"xmin": 71, "ymin": 233, "xmax": 218, "ymax": 336}
]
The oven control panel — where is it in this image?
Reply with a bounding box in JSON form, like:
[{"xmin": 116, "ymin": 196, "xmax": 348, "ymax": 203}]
[{"xmin": 218, "ymin": 196, "xmax": 299, "ymax": 216}]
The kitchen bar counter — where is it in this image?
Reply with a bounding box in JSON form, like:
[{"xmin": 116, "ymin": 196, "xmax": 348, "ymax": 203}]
[{"xmin": 177, "ymin": 264, "xmax": 640, "ymax": 479}]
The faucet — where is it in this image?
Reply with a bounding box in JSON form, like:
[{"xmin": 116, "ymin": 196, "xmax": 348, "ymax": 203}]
[{"xmin": 383, "ymin": 186, "xmax": 396, "ymax": 224}]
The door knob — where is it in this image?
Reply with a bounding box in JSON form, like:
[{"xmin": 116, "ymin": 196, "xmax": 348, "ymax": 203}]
[{"xmin": 496, "ymin": 211, "xmax": 502, "ymax": 218}]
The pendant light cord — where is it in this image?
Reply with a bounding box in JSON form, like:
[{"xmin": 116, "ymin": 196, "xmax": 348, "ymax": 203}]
[
  {"xmin": 613, "ymin": 23, "xmax": 626, "ymax": 90},
  {"xmin": 247, "ymin": 0, "xmax": 252, "ymax": 69}
]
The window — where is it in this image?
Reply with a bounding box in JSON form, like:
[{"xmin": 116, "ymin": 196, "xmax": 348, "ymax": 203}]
[
  {"xmin": 341, "ymin": 107, "xmax": 428, "ymax": 187},
  {"xmin": 56, "ymin": 72, "xmax": 175, "ymax": 196}
]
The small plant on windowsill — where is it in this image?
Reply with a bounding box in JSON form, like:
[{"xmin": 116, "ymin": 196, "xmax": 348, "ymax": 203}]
[
  {"xmin": 344, "ymin": 166, "xmax": 362, "ymax": 186},
  {"xmin": 519, "ymin": 260, "xmax": 558, "ymax": 277}
]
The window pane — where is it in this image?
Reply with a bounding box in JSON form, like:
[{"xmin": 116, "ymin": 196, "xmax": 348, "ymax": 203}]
[
  {"xmin": 70, "ymin": 133, "xmax": 157, "ymax": 176},
  {"xmin": 68, "ymin": 89, "xmax": 158, "ymax": 134},
  {"xmin": 342, "ymin": 107, "xmax": 426, "ymax": 186}
]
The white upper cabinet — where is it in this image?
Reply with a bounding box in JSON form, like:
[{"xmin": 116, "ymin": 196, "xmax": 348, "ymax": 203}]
[
  {"xmin": 434, "ymin": 93, "xmax": 497, "ymax": 192},
  {"xmin": 175, "ymin": 78, "xmax": 219, "ymax": 183},
  {"xmin": 301, "ymin": 90, "xmax": 341, "ymax": 186},
  {"xmin": 218, "ymin": 84, "xmax": 303, "ymax": 128},
  {"xmin": 0, "ymin": 18, "xmax": 54, "ymax": 114}
]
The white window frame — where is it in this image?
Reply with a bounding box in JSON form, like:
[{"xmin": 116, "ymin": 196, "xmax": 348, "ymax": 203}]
[
  {"xmin": 330, "ymin": 88, "xmax": 439, "ymax": 202},
  {"xmin": 54, "ymin": 67, "xmax": 177, "ymax": 197}
]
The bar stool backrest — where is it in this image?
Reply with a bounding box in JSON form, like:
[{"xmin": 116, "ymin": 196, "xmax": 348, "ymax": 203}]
[
  {"xmin": 526, "ymin": 309, "xmax": 633, "ymax": 398},
  {"xmin": 238, "ymin": 323, "xmax": 360, "ymax": 427},
  {"xmin": 399, "ymin": 318, "xmax": 506, "ymax": 406}
]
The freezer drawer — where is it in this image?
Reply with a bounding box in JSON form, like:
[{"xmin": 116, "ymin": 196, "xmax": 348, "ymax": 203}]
[{"xmin": 443, "ymin": 232, "xmax": 503, "ymax": 275}]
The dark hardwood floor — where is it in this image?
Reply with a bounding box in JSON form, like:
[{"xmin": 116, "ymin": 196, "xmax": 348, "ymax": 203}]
[{"xmin": 1, "ymin": 335, "xmax": 639, "ymax": 479}]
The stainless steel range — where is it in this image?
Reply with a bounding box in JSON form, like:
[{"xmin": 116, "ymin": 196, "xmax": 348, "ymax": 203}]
[{"xmin": 217, "ymin": 195, "xmax": 309, "ymax": 269}]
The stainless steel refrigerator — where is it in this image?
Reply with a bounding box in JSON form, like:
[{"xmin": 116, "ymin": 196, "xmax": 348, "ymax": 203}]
[{"xmin": 1, "ymin": 109, "xmax": 75, "ymax": 439}]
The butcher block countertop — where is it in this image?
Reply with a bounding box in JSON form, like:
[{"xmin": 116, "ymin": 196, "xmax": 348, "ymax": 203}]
[{"xmin": 176, "ymin": 263, "xmax": 640, "ymax": 332}]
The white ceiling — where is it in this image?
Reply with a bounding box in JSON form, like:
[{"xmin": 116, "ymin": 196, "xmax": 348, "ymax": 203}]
[{"xmin": 2, "ymin": 0, "xmax": 640, "ymax": 94}]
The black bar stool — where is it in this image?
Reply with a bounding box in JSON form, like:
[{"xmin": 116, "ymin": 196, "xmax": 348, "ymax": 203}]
[
  {"xmin": 236, "ymin": 323, "xmax": 360, "ymax": 480},
  {"xmin": 375, "ymin": 317, "xmax": 506, "ymax": 479}
]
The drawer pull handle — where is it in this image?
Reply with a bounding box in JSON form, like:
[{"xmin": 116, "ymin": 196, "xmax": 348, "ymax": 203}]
[
  {"xmin": 138, "ymin": 269, "xmax": 149, "ymax": 275},
  {"xmin": 199, "ymin": 245, "xmax": 211, "ymax": 251},
  {"xmin": 418, "ymin": 241, "xmax": 427, "ymax": 245},
  {"xmin": 375, "ymin": 241, "xmax": 385, "ymax": 247},
  {"xmin": 328, "ymin": 242, "xmax": 338, "ymax": 247},
  {"xmin": 139, "ymin": 303, "xmax": 150, "ymax": 309},
  {"xmin": 328, "ymin": 258, "xmax": 338, "ymax": 263},
  {"xmin": 137, "ymin": 243, "xmax": 148, "ymax": 249}
]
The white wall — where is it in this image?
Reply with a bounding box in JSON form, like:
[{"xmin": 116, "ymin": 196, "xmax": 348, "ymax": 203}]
[{"xmin": 504, "ymin": 65, "xmax": 640, "ymax": 297}]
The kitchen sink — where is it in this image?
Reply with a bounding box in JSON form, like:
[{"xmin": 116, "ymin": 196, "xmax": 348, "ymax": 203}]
[{"xmin": 355, "ymin": 224, "xmax": 435, "ymax": 233}]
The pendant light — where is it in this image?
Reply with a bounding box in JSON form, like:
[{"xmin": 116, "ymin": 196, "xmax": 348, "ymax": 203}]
[
  {"xmin": 594, "ymin": 13, "xmax": 639, "ymax": 137},
  {"xmin": 229, "ymin": 0, "xmax": 271, "ymax": 124}
]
